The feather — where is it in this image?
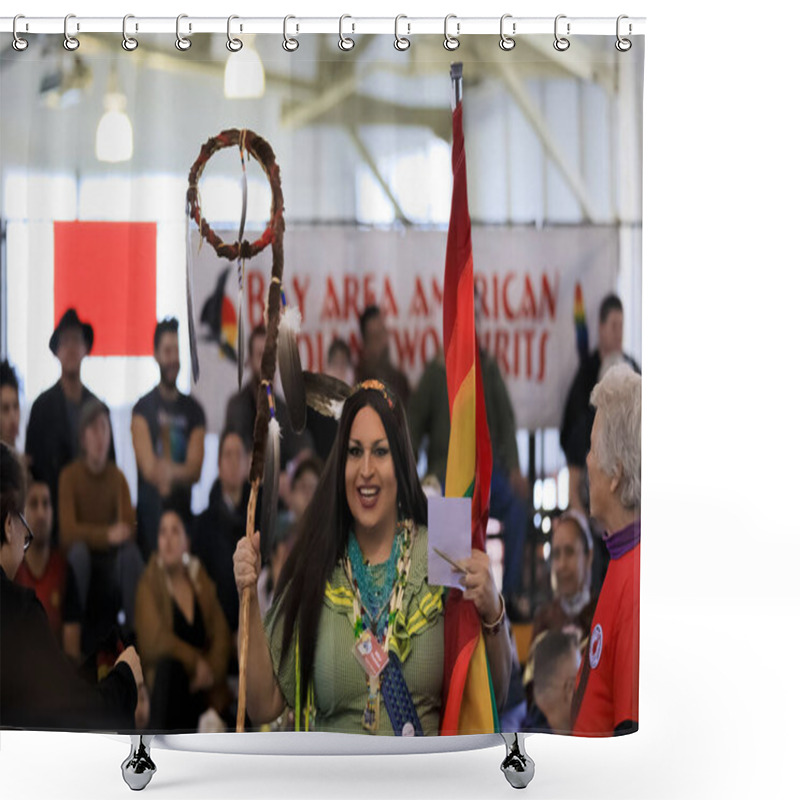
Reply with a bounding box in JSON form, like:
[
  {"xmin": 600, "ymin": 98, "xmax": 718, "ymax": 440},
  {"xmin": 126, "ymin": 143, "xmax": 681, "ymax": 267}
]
[
  {"xmin": 235, "ymin": 140, "xmax": 248, "ymax": 389},
  {"xmin": 303, "ymin": 370, "xmax": 351, "ymax": 420},
  {"xmin": 260, "ymin": 417, "xmax": 281, "ymax": 558},
  {"xmin": 277, "ymin": 306, "xmax": 307, "ymax": 433},
  {"xmin": 237, "ymin": 284, "xmax": 245, "ymax": 388},
  {"xmin": 185, "ymin": 206, "xmax": 200, "ymax": 383}
]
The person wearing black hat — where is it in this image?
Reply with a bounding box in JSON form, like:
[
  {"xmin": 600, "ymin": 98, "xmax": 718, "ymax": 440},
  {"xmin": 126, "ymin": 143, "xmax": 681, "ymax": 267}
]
[{"xmin": 24, "ymin": 308, "xmax": 115, "ymax": 546}]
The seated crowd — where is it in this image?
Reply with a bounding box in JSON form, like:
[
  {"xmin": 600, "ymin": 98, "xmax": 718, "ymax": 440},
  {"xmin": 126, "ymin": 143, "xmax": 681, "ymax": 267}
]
[{"xmin": 0, "ymin": 295, "xmax": 640, "ymax": 737}]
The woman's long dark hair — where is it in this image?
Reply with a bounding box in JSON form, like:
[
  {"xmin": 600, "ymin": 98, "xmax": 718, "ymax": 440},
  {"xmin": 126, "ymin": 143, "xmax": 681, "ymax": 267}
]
[{"xmin": 274, "ymin": 384, "xmax": 427, "ymax": 709}]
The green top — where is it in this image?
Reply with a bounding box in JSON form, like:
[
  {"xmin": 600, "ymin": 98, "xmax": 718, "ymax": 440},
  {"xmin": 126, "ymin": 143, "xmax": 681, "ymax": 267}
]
[
  {"xmin": 408, "ymin": 352, "xmax": 520, "ymax": 479},
  {"xmin": 263, "ymin": 525, "xmax": 445, "ymax": 735}
]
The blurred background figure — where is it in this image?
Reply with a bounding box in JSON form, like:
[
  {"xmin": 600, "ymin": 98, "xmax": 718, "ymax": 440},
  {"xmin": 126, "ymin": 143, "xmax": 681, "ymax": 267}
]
[
  {"xmin": 15, "ymin": 471, "xmax": 82, "ymax": 661},
  {"xmin": 523, "ymin": 509, "xmax": 596, "ymax": 724},
  {"xmin": 560, "ymin": 293, "xmax": 640, "ymax": 515},
  {"xmin": 25, "ymin": 309, "xmax": 116, "ymax": 546},
  {"xmin": 0, "ymin": 359, "xmax": 21, "ymax": 451},
  {"xmin": 193, "ymin": 428, "xmax": 253, "ymax": 643},
  {"xmin": 1, "ymin": 442, "xmax": 142, "ymax": 731},
  {"xmin": 326, "ymin": 337, "xmax": 354, "ymax": 386},
  {"xmin": 532, "ymin": 509, "xmax": 597, "ymax": 644},
  {"xmin": 132, "ymin": 318, "xmax": 206, "ymax": 559},
  {"xmin": 59, "ymin": 398, "xmax": 142, "ymax": 655},
  {"xmin": 225, "ymin": 322, "xmax": 315, "ymax": 461},
  {"xmin": 409, "ymin": 341, "xmax": 530, "ymax": 619},
  {"xmin": 355, "ymin": 305, "xmax": 410, "ymax": 407},
  {"xmin": 135, "ymin": 509, "xmax": 231, "ymax": 732},
  {"xmin": 525, "ymin": 630, "xmax": 580, "ymax": 734},
  {"xmin": 305, "ymin": 337, "xmax": 354, "ymax": 462},
  {"xmin": 259, "ymin": 455, "xmax": 323, "ymax": 616}
]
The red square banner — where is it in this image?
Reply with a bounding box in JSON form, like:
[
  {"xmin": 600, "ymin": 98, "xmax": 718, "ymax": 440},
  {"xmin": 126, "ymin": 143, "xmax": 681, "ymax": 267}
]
[{"xmin": 54, "ymin": 221, "xmax": 157, "ymax": 357}]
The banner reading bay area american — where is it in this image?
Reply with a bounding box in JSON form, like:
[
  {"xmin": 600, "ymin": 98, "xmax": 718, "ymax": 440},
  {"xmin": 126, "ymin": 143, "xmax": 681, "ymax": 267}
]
[{"xmin": 191, "ymin": 226, "xmax": 618, "ymax": 433}]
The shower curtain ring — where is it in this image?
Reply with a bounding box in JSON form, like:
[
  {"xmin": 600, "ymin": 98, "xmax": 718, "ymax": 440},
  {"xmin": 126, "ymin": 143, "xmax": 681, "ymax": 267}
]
[
  {"xmin": 63, "ymin": 14, "xmax": 80, "ymax": 51},
  {"xmin": 283, "ymin": 15, "xmax": 299, "ymax": 51},
  {"xmin": 176, "ymin": 14, "xmax": 192, "ymax": 51},
  {"xmin": 12, "ymin": 15, "xmax": 29, "ymax": 51},
  {"xmin": 615, "ymin": 15, "xmax": 632, "ymax": 52},
  {"xmin": 443, "ymin": 14, "xmax": 460, "ymax": 51},
  {"xmin": 122, "ymin": 15, "xmax": 139, "ymax": 51},
  {"xmin": 553, "ymin": 14, "xmax": 570, "ymax": 52},
  {"xmin": 227, "ymin": 15, "xmax": 243, "ymax": 52},
  {"xmin": 499, "ymin": 14, "xmax": 516, "ymax": 51},
  {"xmin": 394, "ymin": 15, "xmax": 410, "ymax": 51},
  {"xmin": 338, "ymin": 15, "xmax": 355, "ymax": 51}
]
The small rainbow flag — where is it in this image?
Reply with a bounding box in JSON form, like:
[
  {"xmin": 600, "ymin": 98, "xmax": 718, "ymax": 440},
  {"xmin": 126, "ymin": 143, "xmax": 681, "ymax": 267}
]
[
  {"xmin": 573, "ymin": 282, "xmax": 589, "ymax": 361},
  {"xmin": 439, "ymin": 66, "xmax": 498, "ymax": 736}
]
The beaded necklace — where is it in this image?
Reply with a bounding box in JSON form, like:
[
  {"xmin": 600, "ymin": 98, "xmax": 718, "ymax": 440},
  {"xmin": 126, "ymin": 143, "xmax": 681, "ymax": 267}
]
[
  {"xmin": 343, "ymin": 519, "xmax": 414, "ymax": 731},
  {"xmin": 347, "ymin": 528, "xmax": 402, "ymax": 640}
]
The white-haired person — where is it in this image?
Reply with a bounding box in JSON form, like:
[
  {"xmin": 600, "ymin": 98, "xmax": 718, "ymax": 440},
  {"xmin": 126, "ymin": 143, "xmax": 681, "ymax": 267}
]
[{"xmin": 571, "ymin": 364, "xmax": 640, "ymax": 737}]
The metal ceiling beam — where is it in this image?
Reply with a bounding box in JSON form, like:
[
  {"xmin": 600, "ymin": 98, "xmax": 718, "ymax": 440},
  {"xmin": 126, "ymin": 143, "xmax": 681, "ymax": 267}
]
[
  {"xmin": 493, "ymin": 54, "xmax": 600, "ymax": 223},
  {"xmin": 346, "ymin": 125, "xmax": 410, "ymax": 225}
]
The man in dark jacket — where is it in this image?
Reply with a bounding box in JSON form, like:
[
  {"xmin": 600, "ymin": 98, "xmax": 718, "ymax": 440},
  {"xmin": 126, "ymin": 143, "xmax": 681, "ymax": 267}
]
[
  {"xmin": 560, "ymin": 294, "xmax": 640, "ymax": 513},
  {"xmin": 1, "ymin": 442, "xmax": 140, "ymax": 731},
  {"xmin": 25, "ymin": 308, "xmax": 115, "ymax": 545}
]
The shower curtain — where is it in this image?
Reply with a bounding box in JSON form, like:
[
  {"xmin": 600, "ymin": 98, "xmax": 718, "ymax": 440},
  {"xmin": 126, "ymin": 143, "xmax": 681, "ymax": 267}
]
[{"xmin": 0, "ymin": 24, "xmax": 644, "ymax": 742}]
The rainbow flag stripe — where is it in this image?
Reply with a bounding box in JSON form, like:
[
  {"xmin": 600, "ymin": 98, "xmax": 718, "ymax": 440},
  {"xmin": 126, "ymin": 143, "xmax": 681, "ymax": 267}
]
[{"xmin": 440, "ymin": 97, "xmax": 497, "ymax": 736}]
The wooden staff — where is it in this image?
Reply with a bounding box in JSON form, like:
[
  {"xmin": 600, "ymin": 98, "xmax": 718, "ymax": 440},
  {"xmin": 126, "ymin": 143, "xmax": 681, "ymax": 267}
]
[
  {"xmin": 236, "ymin": 152, "xmax": 285, "ymax": 732},
  {"xmin": 236, "ymin": 475, "xmax": 261, "ymax": 731}
]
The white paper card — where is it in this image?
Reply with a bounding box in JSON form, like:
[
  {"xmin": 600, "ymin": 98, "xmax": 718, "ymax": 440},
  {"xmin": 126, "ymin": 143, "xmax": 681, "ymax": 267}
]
[{"xmin": 427, "ymin": 496, "xmax": 472, "ymax": 589}]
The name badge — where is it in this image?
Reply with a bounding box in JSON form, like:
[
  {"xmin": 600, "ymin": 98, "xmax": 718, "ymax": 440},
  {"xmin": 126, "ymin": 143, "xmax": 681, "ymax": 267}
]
[{"xmin": 352, "ymin": 630, "xmax": 389, "ymax": 679}]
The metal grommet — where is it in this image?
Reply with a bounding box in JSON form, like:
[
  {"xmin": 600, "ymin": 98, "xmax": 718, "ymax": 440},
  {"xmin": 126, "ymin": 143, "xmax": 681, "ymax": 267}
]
[
  {"xmin": 338, "ymin": 14, "xmax": 355, "ymax": 51},
  {"xmin": 499, "ymin": 14, "xmax": 515, "ymax": 51},
  {"xmin": 122, "ymin": 14, "xmax": 139, "ymax": 51},
  {"xmin": 394, "ymin": 15, "xmax": 410, "ymax": 51},
  {"xmin": 226, "ymin": 15, "xmax": 243, "ymax": 52},
  {"xmin": 615, "ymin": 15, "xmax": 632, "ymax": 52},
  {"xmin": 553, "ymin": 14, "xmax": 570, "ymax": 52},
  {"xmin": 443, "ymin": 14, "xmax": 460, "ymax": 51},
  {"xmin": 12, "ymin": 15, "xmax": 29, "ymax": 52},
  {"xmin": 175, "ymin": 14, "xmax": 192, "ymax": 51},
  {"xmin": 63, "ymin": 14, "xmax": 80, "ymax": 51},
  {"xmin": 283, "ymin": 15, "xmax": 299, "ymax": 51}
]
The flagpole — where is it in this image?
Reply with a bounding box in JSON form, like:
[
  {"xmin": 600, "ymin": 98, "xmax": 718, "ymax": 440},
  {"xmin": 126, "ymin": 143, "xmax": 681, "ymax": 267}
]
[{"xmin": 450, "ymin": 62, "xmax": 462, "ymax": 111}]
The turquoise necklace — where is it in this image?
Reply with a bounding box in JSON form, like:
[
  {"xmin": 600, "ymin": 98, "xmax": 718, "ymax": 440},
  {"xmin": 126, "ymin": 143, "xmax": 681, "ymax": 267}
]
[{"xmin": 347, "ymin": 526, "xmax": 403, "ymax": 641}]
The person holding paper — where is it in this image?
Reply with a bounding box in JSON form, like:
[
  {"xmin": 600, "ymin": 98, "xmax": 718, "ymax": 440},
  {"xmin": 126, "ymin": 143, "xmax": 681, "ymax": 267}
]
[{"xmin": 233, "ymin": 380, "xmax": 511, "ymax": 734}]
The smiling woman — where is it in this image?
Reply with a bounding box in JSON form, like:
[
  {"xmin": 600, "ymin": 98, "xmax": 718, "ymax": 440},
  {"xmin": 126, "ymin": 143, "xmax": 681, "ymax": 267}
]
[
  {"xmin": 232, "ymin": 380, "xmax": 512, "ymax": 735},
  {"xmin": 345, "ymin": 405, "xmax": 399, "ymax": 563}
]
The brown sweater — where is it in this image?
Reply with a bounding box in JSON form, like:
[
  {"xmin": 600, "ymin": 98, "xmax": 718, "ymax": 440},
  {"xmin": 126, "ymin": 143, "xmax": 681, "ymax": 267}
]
[
  {"xmin": 134, "ymin": 554, "xmax": 231, "ymax": 693},
  {"xmin": 58, "ymin": 460, "xmax": 135, "ymax": 551}
]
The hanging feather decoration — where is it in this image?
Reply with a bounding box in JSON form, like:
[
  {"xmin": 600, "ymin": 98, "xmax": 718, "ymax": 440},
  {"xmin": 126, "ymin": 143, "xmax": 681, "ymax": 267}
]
[
  {"xmin": 302, "ymin": 370, "xmax": 351, "ymax": 421},
  {"xmin": 235, "ymin": 134, "xmax": 249, "ymax": 389},
  {"xmin": 261, "ymin": 414, "xmax": 282, "ymax": 559},
  {"xmin": 184, "ymin": 201, "xmax": 201, "ymax": 383},
  {"xmin": 573, "ymin": 282, "xmax": 589, "ymax": 362},
  {"xmin": 277, "ymin": 304, "xmax": 307, "ymax": 433}
]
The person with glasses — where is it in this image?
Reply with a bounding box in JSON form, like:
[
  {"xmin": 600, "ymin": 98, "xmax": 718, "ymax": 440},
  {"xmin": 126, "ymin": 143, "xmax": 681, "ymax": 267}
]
[{"xmin": 1, "ymin": 442, "xmax": 143, "ymax": 731}]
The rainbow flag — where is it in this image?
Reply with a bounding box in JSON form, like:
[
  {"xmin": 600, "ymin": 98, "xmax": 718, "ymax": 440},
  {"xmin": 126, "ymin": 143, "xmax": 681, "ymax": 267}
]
[
  {"xmin": 439, "ymin": 73, "xmax": 498, "ymax": 736},
  {"xmin": 573, "ymin": 282, "xmax": 589, "ymax": 361}
]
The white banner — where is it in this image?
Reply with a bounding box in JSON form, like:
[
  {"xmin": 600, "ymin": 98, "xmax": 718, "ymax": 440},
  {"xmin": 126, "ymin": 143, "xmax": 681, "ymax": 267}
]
[{"xmin": 191, "ymin": 226, "xmax": 618, "ymax": 433}]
